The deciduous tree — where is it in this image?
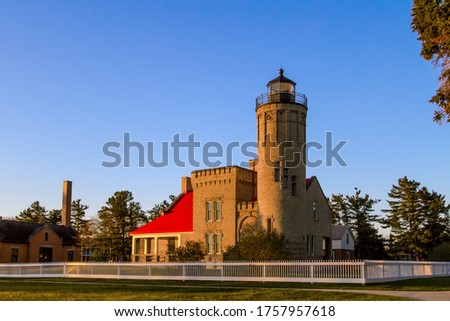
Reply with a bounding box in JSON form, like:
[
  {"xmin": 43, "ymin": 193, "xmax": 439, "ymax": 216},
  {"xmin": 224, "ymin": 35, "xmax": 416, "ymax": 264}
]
[
  {"xmin": 411, "ymin": 0, "xmax": 450, "ymax": 123},
  {"xmin": 168, "ymin": 241, "xmax": 205, "ymax": 262},
  {"xmin": 224, "ymin": 224, "xmax": 292, "ymax": 261}
]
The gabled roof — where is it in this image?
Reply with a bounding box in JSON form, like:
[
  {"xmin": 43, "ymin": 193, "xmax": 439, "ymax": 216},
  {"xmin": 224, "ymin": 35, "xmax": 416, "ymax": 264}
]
[
  {"xmin": 332, "ymin": 225, "xmax": 353, "ymax": 240},
  {"xmin": 130, "ymin": 191, "xmax": 193, "ymax": 235},
  {"xmin": 306, "ymin": 178, "xmax": 312, "ymax": 189},
  {"xmin": 0, "ymin": 220, "xmax": 80, "ymax": 246}
]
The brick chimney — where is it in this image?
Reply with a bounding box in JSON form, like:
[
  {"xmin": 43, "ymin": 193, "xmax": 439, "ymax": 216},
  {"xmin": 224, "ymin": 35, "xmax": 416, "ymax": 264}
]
[
  {"xmin": 181, "ymin": 176, "xmax": 192, "ymax": 194},
  {"xmin": 61, "ymin": 180, "xmax": 72, "ymax": 227}
]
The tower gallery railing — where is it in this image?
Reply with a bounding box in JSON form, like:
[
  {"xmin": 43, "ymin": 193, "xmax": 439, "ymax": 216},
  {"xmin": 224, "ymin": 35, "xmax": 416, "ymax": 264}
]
[
  {"xmin": 0, "ymin": 260, "xmax": 449, "ymax": 284},
  {"xmin": 256, "ymin": 92, "xmax": 308, "ymax": 108}
]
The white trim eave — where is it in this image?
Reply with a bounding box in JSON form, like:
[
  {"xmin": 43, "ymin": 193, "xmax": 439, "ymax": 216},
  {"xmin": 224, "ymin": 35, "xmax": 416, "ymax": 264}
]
[{"xmin": 131, "ymin": 232, "xmax": 193, "ymax": 238}]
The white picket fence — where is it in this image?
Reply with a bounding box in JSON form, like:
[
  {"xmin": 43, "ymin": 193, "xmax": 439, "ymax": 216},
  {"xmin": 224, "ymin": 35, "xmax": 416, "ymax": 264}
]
[{"xmin": 0, "ymin": 260, "xmax": 449, "ymax": 284}]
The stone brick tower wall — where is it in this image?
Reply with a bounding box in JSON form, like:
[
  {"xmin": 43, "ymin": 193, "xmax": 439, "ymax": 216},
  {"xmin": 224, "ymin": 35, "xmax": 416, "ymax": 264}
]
[
  {"xmin": 188, "ymin": 166, "xmax": 255, "ymax": 261},
  {"xmin": 255, "ymin": 69, "xmax": 308, "ymax": 258}
]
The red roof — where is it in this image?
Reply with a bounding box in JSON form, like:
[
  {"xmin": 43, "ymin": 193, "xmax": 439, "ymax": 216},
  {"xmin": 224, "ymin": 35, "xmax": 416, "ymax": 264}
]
[{"xmin": 130, "ymin": 192, "xmax": 193, "ymax": 235}]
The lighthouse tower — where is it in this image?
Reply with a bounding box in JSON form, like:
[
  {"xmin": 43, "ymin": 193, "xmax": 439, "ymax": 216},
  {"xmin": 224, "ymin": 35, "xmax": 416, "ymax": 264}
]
[{"xmin": 255, "ymin": 69, "xmax": 308, "ymax": 258}]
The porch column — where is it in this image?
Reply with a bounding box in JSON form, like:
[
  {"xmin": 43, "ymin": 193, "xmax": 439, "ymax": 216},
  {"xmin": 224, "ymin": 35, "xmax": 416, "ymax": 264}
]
[
  {"xmin": 144, "ymin": 238, "xmax": 148, "ymax": 255},
  {"xmin": 154, "ymin": 237, "xmax": 159, "ymax": 255},
  {"xmin": 131, "ymin": 236, "xmax": 136, "ymax": 260}
]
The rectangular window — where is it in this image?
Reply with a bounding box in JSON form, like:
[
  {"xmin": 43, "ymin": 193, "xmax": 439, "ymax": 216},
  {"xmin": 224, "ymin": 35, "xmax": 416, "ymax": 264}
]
[
  {"xmin": 206, "ymin": 202, "xmax": 213, "ymax": 221},
  {"xmin": 214, "ymin": 234, "xmax": 222, "ymax": 254},
  {"xmin": 313, "ymin": 201, "xmax": 319, "ymax": 221},
  {"xmin": 45, "ymin": 232, "xmax": 48, "ymax": 242},
  {"xmin": 267, "ymin": 218, "xmax": 272, "ymax": 233},
  {"xmin": 215, "ymin": 202, "xmax": 222, "ymax": 221},
  {"xmin": 274, "ymin": 162, "xmax": 280, "ymax": 182},
  {"xmin": 282, "ymin": 168, "xmax": 289, "ymax": 188},
  {"xmin": 206, "ymin": 234, "xmax": 213, "ymax": 254},
  {"xmin": 310, "ymin": 235, "xmax": 315, "ymax": 256},
  {"xmin": 291, "ymin": 175, "xmax": 297, "ymax": 196},
  {"xmin": 67, "ymin": 250, "xmax": 74, "ymax": 262},
  {"xmin": 10, "ymin": 248, "xmax": 18, "ymax": 263}
]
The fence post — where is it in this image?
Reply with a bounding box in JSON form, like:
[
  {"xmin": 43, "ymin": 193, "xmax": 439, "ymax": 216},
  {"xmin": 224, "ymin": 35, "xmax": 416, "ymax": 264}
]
[
  {"xmin": 63, "ymin": 263, "xmax": 66, "ymax": 277},
  {"xmin": 262, "ymin": 263, "xmax": 266, "ymax": 282},
  {"xmin": 182, "ymin": 265, "xmax": 186, "ymax": 281},
  {"xmin": 361, "ymin": 261, "xmax": 366, "ymax": 284},
  {"xmin": 309, "ymin": 263, "xmax": 314, "ymax": 283}
]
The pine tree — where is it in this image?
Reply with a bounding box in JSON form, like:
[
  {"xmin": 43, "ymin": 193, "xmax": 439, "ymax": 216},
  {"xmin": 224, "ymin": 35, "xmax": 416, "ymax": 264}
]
[
  {"xmin": 97, "ymin": 191, "xmax": 146, "ymax": 261},
  {"xmin": 71, "ymin": 199, "xmax": 89, "ymax": 233},
  {"xmin": 16, "ymin": 201, "xmax": 47, "ymax": 223},
  {"xmin": 383, "ymin": 176, "xmax": 449, "ymax": 260},
  {"xmin": 330, "ymin": 188, "xmax": 386, "ymax": 259},
  {"xmin": 147, "ymin": 195, "xmax": 176, "ymax": 221},
  {"xmin": 47, "ymin": 209, "xmax": 61, "ymax": 225}
]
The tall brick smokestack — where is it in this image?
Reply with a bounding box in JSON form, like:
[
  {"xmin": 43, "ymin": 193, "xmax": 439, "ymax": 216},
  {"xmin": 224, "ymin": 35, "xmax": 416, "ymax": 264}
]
[{"xmin": 62, "ymin": 180, "xmax": 72, "ymax": 227}]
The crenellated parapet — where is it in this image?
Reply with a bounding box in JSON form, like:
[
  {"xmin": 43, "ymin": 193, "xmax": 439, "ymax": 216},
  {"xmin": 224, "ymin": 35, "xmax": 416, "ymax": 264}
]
[{"xmin": 237, "ymin": 201, "xmax": 258, "ymax": 212}]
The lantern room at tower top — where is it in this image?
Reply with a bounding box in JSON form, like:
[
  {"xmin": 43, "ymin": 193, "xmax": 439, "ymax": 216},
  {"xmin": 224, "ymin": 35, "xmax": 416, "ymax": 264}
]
[{"xmin": 256, "ymin": 68, "xmax": 308, "ymax": 108}]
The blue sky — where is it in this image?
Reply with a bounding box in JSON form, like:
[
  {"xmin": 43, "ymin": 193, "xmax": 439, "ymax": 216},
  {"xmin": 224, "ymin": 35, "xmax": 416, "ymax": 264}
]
[{"xmin": 0, "ymin": 1, "xmax": 449, "ymax": 221}]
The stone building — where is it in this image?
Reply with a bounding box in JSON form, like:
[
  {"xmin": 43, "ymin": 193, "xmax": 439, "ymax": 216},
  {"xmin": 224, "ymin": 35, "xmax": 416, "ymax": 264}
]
[
  {"xmin": 130, "ymin": 70, "xmax": 332, "ymax": 261},
  {"xmin": 0, "ymin": 181, "xmax": 81, "ymax": 263}
]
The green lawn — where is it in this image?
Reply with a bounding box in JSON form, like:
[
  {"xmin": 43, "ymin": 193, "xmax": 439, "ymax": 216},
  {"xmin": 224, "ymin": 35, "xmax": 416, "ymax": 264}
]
[{"xmin": 3, "ymin": 277, "xmax": 448, "ymax": 301}]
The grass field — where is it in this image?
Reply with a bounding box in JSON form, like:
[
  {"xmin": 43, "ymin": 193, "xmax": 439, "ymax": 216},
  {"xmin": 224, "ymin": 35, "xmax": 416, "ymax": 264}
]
[{"xmin": 1, "ymin": 277, "xmax": 449, "ymax": 301}]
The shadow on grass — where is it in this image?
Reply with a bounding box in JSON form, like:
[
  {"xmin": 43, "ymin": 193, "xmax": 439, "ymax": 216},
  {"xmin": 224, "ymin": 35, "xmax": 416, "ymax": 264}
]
[{"xmin": 0, "ymin": 277, "xmax": 427, "ymax": 301}]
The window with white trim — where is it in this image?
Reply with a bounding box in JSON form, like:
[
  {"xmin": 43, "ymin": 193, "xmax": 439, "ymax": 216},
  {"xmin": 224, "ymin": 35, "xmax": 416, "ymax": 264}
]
[
  {"xmin": 206, "ymin": 234, "xmax": 213, "ymax": 254},
  {"xmin": 214, "ymin": 234, "xmax": 222, "ymax": 254},
  {"xmin": 215, "ymin": 201, "xmax": 222, "ymax": 221},
  {"xmin": 206, "ymin": 202, "xmax": 213, "ymax": 221}
]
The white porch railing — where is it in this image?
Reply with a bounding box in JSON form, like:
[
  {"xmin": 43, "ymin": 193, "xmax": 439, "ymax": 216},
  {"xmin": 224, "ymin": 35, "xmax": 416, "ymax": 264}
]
[{"xmin": 0, "ymin": 260, "xmax": 449, "ymax": 284}]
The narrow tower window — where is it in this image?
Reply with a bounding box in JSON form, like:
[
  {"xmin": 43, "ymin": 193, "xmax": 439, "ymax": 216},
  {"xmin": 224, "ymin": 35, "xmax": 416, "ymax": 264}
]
[
  {"xmin": 267, "ymin": 218, "xmax": 272, "ymax": 233},
  {"xmin": 282, "ymin": 168, "xmax": 289, "ymax": 188},
  {"xmin": 273, "ymin": 162, "xmax": 280, "ymax": 182},
  {"xmin": 291, "ymin": 175, "xmax": 297, "ymax": 196}
]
